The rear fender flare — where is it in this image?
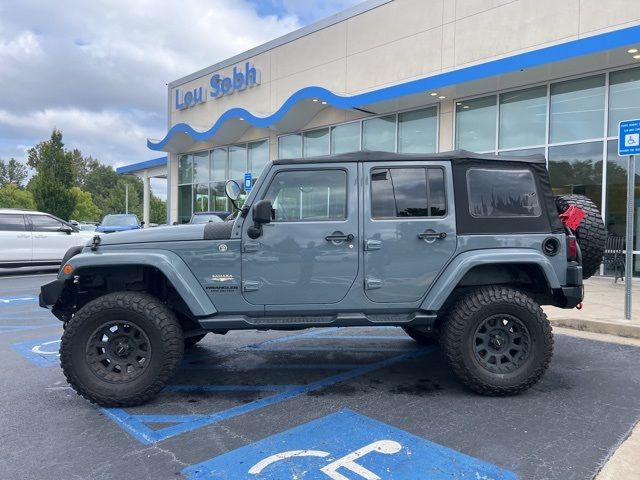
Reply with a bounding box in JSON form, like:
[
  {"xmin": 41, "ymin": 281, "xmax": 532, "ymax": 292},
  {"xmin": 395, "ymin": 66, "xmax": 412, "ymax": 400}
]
[
  {"xmin": 58, "ymin": 250, "xmax": 217, "ymax": 317},
  {"xmin": 421, "ymin": 249, "xmax": 561, "ymax": 311}
]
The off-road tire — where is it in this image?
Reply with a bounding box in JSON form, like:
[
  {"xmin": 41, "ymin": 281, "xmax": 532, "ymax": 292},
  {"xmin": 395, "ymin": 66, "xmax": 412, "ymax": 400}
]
[
  {"xmin": 60, "ymin": 292, "xmax": 184, "ymax": 407},
  {"xmin": 402, "ymin": 326, "xmax": 439, "ymax": 345},
  {"xmin": 184, "ymin": 333, "xmax": 207, "ymax": 348},
  {"xmin": 441, "ymin": 286, "xmax": 553, "ymax": 396},
  {"xmin": 555, "ymin": 194, "xmax": 605, "ymax": 279}
]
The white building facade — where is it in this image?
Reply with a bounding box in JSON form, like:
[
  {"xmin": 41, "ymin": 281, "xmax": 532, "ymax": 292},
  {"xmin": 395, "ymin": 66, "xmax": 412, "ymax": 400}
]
[{"xmin": 147, "ymin": 0, "xmax": 640, "ymax": 272}]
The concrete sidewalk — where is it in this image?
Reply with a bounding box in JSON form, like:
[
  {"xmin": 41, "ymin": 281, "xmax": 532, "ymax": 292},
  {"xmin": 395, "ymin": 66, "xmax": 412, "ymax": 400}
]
[{"xmin": 546, "ymin": 276, "xmax": 640, "ymax": 339}]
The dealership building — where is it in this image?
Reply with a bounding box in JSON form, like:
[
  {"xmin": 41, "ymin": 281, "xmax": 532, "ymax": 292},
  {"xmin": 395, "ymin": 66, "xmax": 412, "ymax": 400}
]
[{"xmin": 125, "ymin": 0, "xmax": 640, "ymax": 270}]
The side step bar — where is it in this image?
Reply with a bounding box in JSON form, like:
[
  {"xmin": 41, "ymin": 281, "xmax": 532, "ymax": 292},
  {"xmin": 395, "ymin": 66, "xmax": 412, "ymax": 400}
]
[{"xmin": 198, "ymin": 312, "xmax": 437, "ymax": 331}]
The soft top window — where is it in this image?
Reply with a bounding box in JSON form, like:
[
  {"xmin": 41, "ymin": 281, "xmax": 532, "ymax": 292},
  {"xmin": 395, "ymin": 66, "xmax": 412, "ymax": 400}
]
[{"xmin": 467, "ymin": 168, "xmax": 541, "ymax": 218}]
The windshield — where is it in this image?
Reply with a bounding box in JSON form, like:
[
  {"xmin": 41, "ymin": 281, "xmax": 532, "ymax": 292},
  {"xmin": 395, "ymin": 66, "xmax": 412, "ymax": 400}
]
[
  {"xmin": 190, "ymin": 214, "xmax": 222, "ymax": 224},
  {"xmin": 101, "ymin": 214, "xmax": 139, "ymax": 226}
]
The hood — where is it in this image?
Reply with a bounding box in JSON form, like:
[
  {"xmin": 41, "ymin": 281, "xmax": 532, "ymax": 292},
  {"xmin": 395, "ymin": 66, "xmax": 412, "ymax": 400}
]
[
  {"xmin": 97, "ymin": 224, "xmax": 207, "ymax": 245},
  {"xmin": 96, "ymin": 224, "xmax": 140, "ymax": 232}
]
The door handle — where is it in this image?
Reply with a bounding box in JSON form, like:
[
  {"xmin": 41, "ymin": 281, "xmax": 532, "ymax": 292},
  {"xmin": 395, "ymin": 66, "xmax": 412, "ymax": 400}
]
[
  {"xmin": 365, "ymin": 239, "xmax": 382, "ymax": 251},
  {"xmin": 417, "ymin": 232, "xmax": 447, "ymax": 240},
  {"xmin": 325, "ymin": 233, "xmax": 354, "ymax": 242}
]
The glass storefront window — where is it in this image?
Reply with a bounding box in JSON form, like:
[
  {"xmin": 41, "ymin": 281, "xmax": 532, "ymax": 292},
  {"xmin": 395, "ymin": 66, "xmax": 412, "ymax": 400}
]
[
  {"xmin": 193, "ymin": 152, "xmax": 209, "ymax": 184},
  {"xmin": 398, "ymin": 107, "xmax": 437, "ymax": 153},
  {"xmin": 211, "ymin": 148, "xmax": 226, "ymax": 182},
  {"xmin": 178, "ymin": 185, "xmax": 192, "ymax": 223},
  {"xmin": 456, "ymin": 96, "xmax": 497, "ymax": 152},
  {"xmin": 363, "ymin": 115, "xmax": 396, "ymax": 152},
  {"xmin": 193, "ymin": 183, "xmax": 209, "ymax": 212},
  {"xmin": 548, "ymin": 141, "xmax": 603, "ymax": 209},
  {"xmin": 178, "ymin": 154, "xmax": 192, "ymax": 184},
  {"xmin": 279, "ymin": 134, "xmax": 302, "ymax": 159},
  {"xmin": 550, "ymin": 75, "xmax": 605, "ymax": 143},
  {"xmin": 228, "ymin": 144, "xmax": 247, "ymax": 182},
  {"xmin": 499, "ymin": 86, "xmax": 547, "ymax": 149},
  {"xmin": 209, "ymin": 182, "xmax": 227, "ymax": 212},
  {"xmin": 608, "ymin": 68, "xmax": 640, "ymax": 136},
  {"xmin": 605, "ymin": 139, "xmax": 640, "ymax": 242},
  {"xmin": 331, "ymin": 122, "xmax": 360, "ymax": 154},
  {"xmin": 498, "ymin": 147, "xmax": 546, "ymax": 157},
  {"xmin": 249, "ymin": 140, "xmax": 269, "ymax": 177},
  {"xmin": 303, "ymin": 128, "xmax": 330, "ymax": 157}
]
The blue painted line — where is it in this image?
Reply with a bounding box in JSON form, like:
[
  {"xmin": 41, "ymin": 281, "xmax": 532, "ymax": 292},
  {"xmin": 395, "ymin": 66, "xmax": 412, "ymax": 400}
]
[
  {"xmin": 149, "ymin": 24, "xmax": 640, "ymax": 151},
  {"xmin": 131, "ymin": 414, "xmax": 210, "ymax": 423},
  {"xmin": 164, "ymin": 384, "xmax": 300, "ymax": 393},
  {"xmin": 182, "ymin": 409, "xmax": 518, "ymax": 480},
  {"xmin": 0, "ymin": 296, "xmax": 37, "ymax": 306},
  {"xmin": 257, "ymin": 346, "xmax": 416, "ymax": 352},
  {"xmin": 310, "ymin": 335, "xmax": 408, "ymax": 340},
  {"xmin": 104, "ymin": 346, "xmax": 435, "ymax": 444},
  {"xmin": 11, "ymin": 337, "xmax": 60, "ymax": 367},
  {"xmin": 181, "ymin": 362, "xmax": 361, "ymax": 371},
  {"xmin": 0, "ymin": 323, "xmax": 59, "ymax": 334}
]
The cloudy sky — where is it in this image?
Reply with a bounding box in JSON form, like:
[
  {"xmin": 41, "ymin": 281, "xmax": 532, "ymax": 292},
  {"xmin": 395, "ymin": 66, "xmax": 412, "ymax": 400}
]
[{"xmin": 0, "ymin": 0, "xmax": 362, "ymax": 197}]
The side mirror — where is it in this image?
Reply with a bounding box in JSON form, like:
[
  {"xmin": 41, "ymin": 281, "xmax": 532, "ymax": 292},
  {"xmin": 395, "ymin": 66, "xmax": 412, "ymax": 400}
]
[
  {"xmin": 140, "ymin": 221, "xmax": 146, "ymax": 227},
  {"xmin": 252, "ymin": 199, "xmax": 274, "ymax": 224},
  {"xmin": 59, "ymin": 225, "xmax": 73, "ymax": 235},
  {"xmin": 225, "ymin": 180, "xmax": 241, "ymax": 202}
]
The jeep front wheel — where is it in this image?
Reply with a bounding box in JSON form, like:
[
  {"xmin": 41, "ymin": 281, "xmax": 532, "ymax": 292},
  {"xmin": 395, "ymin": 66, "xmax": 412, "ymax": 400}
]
[
  {"xmin": 60, "ymin": 292, "xmax": 184, "ymax": 407},
  {"xmin": 441, "ymin": 286, "xmax": 553, "ymax": 396}
]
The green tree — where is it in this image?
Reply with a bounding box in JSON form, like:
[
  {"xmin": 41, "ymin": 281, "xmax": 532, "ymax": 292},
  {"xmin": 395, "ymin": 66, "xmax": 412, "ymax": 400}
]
[
  {"xmin": 69, "ymin": 187, "xmax": 101, "ymax": 221},
  {"xmin": 0, "ymin": 158, "xmax": 29, "ymax": 188},
  {"xmin": 84, "ymin": 163, "xmax": 119, "ymax": 216},
  {"xmin": 0, "ymin": 183, "xmax": 36, "ymax": 209},
  {"xmin": 27, "ymin": 130, "xmax": 77, "ymax": 220},
  {"xmin": 150, "ymin": 195, "xmax": 167, "ymax": 224}
]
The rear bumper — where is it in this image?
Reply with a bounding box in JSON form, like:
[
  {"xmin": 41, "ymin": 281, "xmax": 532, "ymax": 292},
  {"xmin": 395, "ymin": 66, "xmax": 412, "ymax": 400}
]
[
  {"xmin": 551, "ymin": 263, "xmax": 584, "ymax": 309},
  {"xmin": 39, "ymin": 279, "xmax": 65, "ymax": 308}
]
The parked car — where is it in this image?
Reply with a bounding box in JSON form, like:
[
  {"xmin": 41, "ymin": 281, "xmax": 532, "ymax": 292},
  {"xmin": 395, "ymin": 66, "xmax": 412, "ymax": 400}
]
[
  {"xmin": 41, "ymin": 150, "xmax": 605, "ymax": 407},
  {"xmin": 78, "ymin": 224, "xmax": 97, "ymax": 232},
  {"xmin": 95, "ymin": 214, "xmax": 142, "ymax": 233},
  {"xmin": 189, "ymin": 211, "xmax": 231, "ymax": 223},
  {"xmin": 0, "ymin": 208, "xmax": 95, "ymax": 268}
]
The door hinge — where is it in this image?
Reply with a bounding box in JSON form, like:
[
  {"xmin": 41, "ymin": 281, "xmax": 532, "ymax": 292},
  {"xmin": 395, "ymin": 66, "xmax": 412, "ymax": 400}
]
[
  {"xmin": 365, "ymin": 277, "xmax": 383, "ymax": 290},
  {"xmin": 242, "ymin": 280, "xmax": 261, "ymax": 292},
  {"xmin": 365, "ymin": 239, "xmax": 382, "ymax": 251},
  {"xmin": 243, "ymin": 242, "xmax": 260, "ymax": 253}
]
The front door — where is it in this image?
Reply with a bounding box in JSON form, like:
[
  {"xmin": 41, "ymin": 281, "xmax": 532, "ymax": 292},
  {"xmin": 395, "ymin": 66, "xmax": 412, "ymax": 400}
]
[
  {"xmin": 242, "ymin": 165, "xmax": 359, "ymax": 305},
  {"xmin": 29, "ymin": 214, "xmax": 75, "ymax": 261},
  {"xmin": 363, "ymin": 162, "xmax": 456, "ymax": 303}
]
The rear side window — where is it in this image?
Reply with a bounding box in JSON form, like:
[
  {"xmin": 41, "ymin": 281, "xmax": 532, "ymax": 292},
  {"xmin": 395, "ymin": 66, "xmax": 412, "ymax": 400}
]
[
  {"xmin": 371, "ymin": 167, "xmax": 446, "ymax": 218},
  {"xmin": 0, "ymin": 214, "xmax": 26, "ymax": 231},
  {"xmin": 467, "ymin": 168, "xmax": 541, "ymax": 218},
  {"xmin": 30, "ymin": 215, "xmax": 66, "ymax": 232},
  {"xmin": 264, "ymin": 169, "xmax": 347, "ymax": 222}
]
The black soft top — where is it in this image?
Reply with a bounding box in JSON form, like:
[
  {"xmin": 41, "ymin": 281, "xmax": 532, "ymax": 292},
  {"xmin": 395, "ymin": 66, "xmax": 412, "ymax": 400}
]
[{"xmin": 272, "ymin": 149, "xmax": 546, "ymax": 165}]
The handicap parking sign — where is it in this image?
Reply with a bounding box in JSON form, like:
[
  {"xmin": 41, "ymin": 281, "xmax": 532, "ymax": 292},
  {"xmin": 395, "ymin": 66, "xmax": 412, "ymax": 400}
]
[
  {"xmin": 618, "ymin": 120, "xmax": 640, "ymax": 156},
  {"xmin": 183, "ymin": 409, "xmax": 517, "ymax": 479},
  {"xmin": 244, "ymin": 173, "xmax": 253, "ymax": 193}
]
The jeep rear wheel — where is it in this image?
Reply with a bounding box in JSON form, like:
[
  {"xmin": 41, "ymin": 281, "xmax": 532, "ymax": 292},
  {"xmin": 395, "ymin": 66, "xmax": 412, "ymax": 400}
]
[
  {"xmin": 60, "ymin": 292, "xmax": 184, "ymax": 407},
  {"xmin": 402, "ymin": 326, "xmax": 439, "ymax": 345},
  {"xmin": 441, "ymin": 286, "xmax": 553, "ymax": 396}
]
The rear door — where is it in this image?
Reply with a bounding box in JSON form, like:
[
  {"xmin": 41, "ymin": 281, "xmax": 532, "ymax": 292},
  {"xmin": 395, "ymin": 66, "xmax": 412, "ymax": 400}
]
[
  {"xmin": 28, "ymin": 214, "xmax": 74, "ymax": 261},
  {"xmin": 363, "ymin": 162, "xmax": 456, "ymax": 303},
  {"xmin": 0, "ymin": 214, "xmax": 32, "ymax": 264}
]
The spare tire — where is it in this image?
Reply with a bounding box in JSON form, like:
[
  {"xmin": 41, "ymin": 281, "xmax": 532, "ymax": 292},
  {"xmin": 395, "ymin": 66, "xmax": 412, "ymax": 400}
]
[{"xmin": 554, "ymin": 194, "xmax": 605, "ymax": 279}]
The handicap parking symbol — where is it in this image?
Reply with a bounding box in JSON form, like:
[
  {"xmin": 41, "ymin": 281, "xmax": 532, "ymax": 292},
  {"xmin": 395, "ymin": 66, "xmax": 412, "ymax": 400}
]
[
  {"xmin": 183, "ymin": 409, "xmax": 517, "ymax": 480},
  {"xmin": 12, "ymin": 337, "xmax": 60, "ymax": 367}
]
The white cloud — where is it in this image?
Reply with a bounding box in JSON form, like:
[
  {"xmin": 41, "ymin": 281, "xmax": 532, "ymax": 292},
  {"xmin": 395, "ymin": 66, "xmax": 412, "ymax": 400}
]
[{"xmin": 0, "ymin": 0, "xmax": 362, "ymax": 181}]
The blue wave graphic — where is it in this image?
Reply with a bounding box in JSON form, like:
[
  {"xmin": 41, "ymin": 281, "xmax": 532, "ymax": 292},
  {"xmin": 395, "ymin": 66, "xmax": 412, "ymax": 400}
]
[{"xmin": 148, "ymin": 24, "xmax": 640, "ymax": 151}]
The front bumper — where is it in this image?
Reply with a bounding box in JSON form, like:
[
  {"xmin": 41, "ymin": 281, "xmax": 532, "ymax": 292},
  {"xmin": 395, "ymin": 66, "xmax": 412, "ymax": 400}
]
[{"xmin": 39, "ymin": 279, "xmax": 65, "ymax": 308}]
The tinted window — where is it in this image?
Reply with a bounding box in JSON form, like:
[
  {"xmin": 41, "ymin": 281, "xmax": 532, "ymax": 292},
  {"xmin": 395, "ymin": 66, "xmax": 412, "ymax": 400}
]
[
  {"xmin": 371, "ymin": 168, "xmax": 446, "ymax": 218},
  {"xmin": 467, "ymin": 168, "xmax": 541, "ymax": 218},
  {"xmin": 0, "ymin": 214, "xmax": 26, "ymax": 231},
  {"xmin": 30, "ymin": 215, "xmax": 65, "ymax": 232},
  {"xmin": 101, "ymin": 214, "xmax": 139, "ymax": 226},
  {"xmin": 264, "ymin": 170, "xmax": 347, "ymax": 222}
]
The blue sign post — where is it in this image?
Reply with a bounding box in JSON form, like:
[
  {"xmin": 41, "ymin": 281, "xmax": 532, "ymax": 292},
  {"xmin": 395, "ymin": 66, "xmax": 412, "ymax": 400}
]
[
  {"xmin": 244, "ymin": 173, "xmax": 253, "ymax": 193},
  {"xmin": 618, "ymin": 120, "xmax": 640, "ymax": 320}
]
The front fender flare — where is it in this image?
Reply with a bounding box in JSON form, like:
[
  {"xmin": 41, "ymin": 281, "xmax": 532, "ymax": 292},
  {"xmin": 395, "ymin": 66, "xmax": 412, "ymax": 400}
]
[
  {"xmin": 58, "ymin": 249, "xmax": 217, "ymax": 317},
  {"xmin": 421, "ymin": 249, "xmax": 561, "ymax": 311}
]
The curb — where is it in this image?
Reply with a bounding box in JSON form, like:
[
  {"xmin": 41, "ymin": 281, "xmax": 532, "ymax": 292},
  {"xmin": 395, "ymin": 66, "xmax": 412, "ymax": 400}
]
[{"xmin": 549, "ymin": 317, "xmax": 640, "ymax": 339}]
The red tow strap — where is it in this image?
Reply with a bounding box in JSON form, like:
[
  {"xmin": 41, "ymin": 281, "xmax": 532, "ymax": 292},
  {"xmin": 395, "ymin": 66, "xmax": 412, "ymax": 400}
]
[{"xmin": 559, "ymin": 205, "xmax": 585, "ymax": 230}]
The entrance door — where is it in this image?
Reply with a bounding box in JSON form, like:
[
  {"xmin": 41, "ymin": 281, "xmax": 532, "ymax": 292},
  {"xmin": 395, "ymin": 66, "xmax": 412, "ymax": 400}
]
[
  {"xmin": 242, "ymin": 165, "xmax": 359, "ymax": 305},
  {"xmin": 363, "ymin": 162, "xmax": 456, "ymax": 303}
]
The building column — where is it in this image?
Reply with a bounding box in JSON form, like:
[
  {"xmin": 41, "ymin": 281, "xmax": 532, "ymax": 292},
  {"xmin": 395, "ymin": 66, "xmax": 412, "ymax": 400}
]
[
  {"xmin": 438, "ymin": 100, "xmax": 455, "ymax": 152},
  {"xmin": 142, "ymin": 169, "xmax": 150, "ymax": 227}
]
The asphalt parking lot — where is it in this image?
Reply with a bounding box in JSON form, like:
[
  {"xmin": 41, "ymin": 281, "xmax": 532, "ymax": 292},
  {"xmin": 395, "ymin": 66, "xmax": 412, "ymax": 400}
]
[{"xmin": 1, "ymin": 272, "xmax": 639, "ymax": 480}]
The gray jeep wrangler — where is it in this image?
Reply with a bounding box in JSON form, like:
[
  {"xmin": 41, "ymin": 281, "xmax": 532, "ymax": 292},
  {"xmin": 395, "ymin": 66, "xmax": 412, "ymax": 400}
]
[{"xmin": 40, "ymin": 150, "xmax": 605, "ymax": 407}]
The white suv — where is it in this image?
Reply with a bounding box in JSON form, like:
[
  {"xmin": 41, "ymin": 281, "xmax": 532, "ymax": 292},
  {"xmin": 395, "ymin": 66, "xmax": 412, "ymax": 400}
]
[{"xmin": 0, "ymin": 209, "xmax": 96, "ymax": 268}]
